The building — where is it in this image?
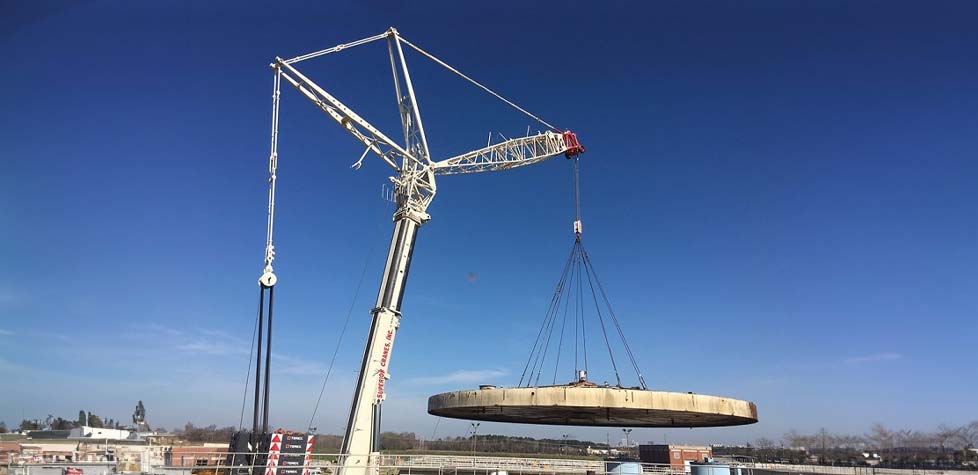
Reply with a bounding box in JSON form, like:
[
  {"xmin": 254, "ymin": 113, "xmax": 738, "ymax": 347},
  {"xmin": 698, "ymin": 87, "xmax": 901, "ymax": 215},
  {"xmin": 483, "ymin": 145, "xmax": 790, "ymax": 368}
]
[
  {"xmin": 68, "ymin": 426, "xmax": 136, "ymax": 440},
  {"xmin": 639, "ymin": 444, "xmax": 712, "ymax": 470},
  {"xmin": 19, "ymin": 441, "xmax": 80, "ymax": 463},
  {"xmin": 166, "ymin": 444, "xmax": 228, "ymax": 467},
  {"xmin": 1, "ymin": 442, "xmax": 22, "ymax": 463}
]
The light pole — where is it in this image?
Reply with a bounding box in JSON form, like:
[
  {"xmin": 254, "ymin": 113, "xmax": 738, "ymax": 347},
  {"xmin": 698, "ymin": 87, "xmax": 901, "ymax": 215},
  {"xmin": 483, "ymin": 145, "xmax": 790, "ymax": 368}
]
[
  {"xmin": 622, "ymin": 429, "xmax": 633, "ymax": 458},
  {"xmin": 470, "ymin": 423, "xmax": 480, "ymax": 458}
]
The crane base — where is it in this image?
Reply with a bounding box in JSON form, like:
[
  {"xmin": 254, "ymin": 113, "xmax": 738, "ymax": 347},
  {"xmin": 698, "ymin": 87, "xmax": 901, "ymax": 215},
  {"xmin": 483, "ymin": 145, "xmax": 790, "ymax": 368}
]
[{"xmin": 427, "ymin": 385, "xmax": 758, "ymax": 427}]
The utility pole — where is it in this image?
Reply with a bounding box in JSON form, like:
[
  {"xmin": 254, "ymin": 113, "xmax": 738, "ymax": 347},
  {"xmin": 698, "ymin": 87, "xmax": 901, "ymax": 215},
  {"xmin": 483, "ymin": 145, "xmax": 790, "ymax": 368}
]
[
  {"xmin": 622, "ymin": 429, "xmax": 633, "ymax": 458},
  {"xmin": 470, "ymin": 423, "xmax": 480, "ymax": 458}
]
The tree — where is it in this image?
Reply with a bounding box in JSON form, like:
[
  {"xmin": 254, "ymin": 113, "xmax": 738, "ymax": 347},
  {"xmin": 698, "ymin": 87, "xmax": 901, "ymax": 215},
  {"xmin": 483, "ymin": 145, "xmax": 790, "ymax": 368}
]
[
  {"xmin": 817, "ymin": 428, "xmax": 833, "ymax": 462},
  {"xmin": 51, "ymin": 417, "xmax": 74, "ymax": 430},
  {"xmin": 964, "ymin": 421, "xmax": 978, "ymax": 448},
  {"xmin": 178, "ymin": 423, "xmax": 236, "ymax": 443},
  {"xmin": 19, "ymin": 419, "xmax": 42, "ymax": 431},
  {"xmin": 380, "ymin": 432, "xmax": 420, "ymax": 451},
  {"xmin": 755, "ymin": 438, "xmax": 775, "ymax": 449},
  {"xmin": 87, "ymin": 413, "xmax": 104, "ymax": 428},
  {"xmin": 935, "ymin": 424, "xmax": 967, "ymax": 450},
  {"xmin": 0, "ymin": 421, "xmax": 8, "ymax": 433},
  {"xmin": 784, "ymin": 430, "xmax": 816, "ymax": 450},
  {"xmin": 78, "ymin": 410, "xmax": 87, "ymax": 427},
  {"xmin": 866, "ymin": 423, "xmax": 894, "ymax": 450}
]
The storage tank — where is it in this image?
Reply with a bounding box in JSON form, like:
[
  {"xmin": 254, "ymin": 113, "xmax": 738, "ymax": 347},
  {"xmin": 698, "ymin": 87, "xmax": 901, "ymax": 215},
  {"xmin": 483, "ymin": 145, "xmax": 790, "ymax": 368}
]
[
  {"xmin": 690, "ymin": 463, "xmax": 731, "ymax": 475},
  {"xmin": 605, "ymin": 461, "xmax": 642, "ymax": 475}
]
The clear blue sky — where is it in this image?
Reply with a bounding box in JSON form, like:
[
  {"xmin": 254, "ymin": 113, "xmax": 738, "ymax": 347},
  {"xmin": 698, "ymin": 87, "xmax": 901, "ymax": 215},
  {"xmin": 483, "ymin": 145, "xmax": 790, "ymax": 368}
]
[{"xmin": 2, "ymin": 1, "xmax": 977, "ymax": 445}]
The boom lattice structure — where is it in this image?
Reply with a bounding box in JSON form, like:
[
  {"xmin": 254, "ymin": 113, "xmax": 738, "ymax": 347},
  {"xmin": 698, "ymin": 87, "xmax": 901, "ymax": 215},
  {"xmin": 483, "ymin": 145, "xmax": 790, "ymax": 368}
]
[{"xmin": 260, "ymin": 27, "xmax": 583, "ymax": 475}]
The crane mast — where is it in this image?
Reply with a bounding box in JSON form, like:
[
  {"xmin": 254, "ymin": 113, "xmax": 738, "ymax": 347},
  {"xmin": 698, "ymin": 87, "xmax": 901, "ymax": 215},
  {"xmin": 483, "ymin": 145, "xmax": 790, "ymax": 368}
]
[{"xmin": 266, "ymin": 27, "xmax": 584, "ymax": 475}]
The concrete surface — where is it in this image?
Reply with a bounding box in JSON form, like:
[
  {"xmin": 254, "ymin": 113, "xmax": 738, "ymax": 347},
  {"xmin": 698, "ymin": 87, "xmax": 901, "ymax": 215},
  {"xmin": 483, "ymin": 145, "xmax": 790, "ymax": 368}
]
[{"xmin": 428, "ymin": 386, "xmax": 758, "ymax": 427}]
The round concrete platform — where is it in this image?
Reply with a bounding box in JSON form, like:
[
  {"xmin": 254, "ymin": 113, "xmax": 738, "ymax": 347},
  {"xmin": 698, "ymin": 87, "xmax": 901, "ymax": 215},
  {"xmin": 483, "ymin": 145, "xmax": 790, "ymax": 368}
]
[{"xmin": 428, "ymin": 386, "xmax": 758, "ymax": 427}]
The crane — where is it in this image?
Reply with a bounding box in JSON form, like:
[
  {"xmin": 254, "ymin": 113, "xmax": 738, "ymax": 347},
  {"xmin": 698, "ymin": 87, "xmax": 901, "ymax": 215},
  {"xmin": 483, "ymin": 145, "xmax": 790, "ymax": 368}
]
[{"xmin": 260, "ymin": 27, "xmax": 584, "ymax": 475}]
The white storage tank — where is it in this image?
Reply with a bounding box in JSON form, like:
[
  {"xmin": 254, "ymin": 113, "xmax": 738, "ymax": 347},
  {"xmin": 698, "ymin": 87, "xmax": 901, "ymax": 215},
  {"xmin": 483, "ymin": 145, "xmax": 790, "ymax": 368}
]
[{"xmin": 690, "ymin": 463, "xmax": 731, "ymax": 475}]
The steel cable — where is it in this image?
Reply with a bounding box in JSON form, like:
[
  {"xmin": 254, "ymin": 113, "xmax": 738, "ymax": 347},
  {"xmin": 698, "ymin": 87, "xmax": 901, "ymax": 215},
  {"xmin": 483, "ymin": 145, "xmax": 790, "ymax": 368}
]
[
  {"xmin": 237, "ymin": 291, "xmax": 262, "ymax": 430},
  {"xmin": 582, "ymin": 249, "xmax": 648, "ymax": 389},
  {"xmin": 518, "ymin": 243, "xmax": 576, "ymax": 386},
  {"xmin": 580, "ymin": 247, "xmax": 622, "ymax": 387},
  {"xmin": 308, "ymin": 200, "xmax": 394, "ymax": 431},
  {"xmin": 551, "ymin": 255, "xmax": 577, "ymax": 385},
  {"xmin": 398, "ymin": 36, "xmax": 561, "ymax": 133}
]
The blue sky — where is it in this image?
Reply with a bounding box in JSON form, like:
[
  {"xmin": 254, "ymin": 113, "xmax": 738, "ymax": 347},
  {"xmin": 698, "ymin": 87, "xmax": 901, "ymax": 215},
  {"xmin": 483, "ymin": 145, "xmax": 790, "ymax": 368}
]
[{"xmin": 2, "ymin": 1, "xmax": 977, "ymax": 445}]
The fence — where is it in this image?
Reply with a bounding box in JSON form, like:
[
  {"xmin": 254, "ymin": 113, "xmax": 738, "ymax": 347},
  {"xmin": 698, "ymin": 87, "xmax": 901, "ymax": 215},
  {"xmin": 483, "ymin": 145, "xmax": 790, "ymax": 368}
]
[
  {"xmin": 752, "ymin": 463, "xmax": 977, "ymax": 475},
  {"xmin": 4, "ymin": 453, "xmax": 735, "ymax": 475},
  {"xmin": 148, "ymin": 452, "xmax": 689, "ymax": 475}
]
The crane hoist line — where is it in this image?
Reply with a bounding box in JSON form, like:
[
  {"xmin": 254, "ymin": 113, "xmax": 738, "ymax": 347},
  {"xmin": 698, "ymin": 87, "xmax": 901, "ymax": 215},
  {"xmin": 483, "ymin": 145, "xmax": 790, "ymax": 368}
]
[{"xmin": 242, "ymin": 27, "xmax": 585, "ymax": 475}]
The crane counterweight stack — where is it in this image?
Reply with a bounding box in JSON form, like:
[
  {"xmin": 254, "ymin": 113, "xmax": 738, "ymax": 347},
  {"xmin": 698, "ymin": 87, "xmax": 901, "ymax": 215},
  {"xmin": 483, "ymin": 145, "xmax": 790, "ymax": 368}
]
[{"xmin": 260, "ymin": 27, "xmax": 584, "ymax": 475}]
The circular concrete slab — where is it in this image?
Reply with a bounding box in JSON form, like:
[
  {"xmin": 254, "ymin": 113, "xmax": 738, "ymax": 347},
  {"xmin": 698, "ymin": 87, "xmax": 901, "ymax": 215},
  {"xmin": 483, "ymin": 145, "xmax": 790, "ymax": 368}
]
[{"xmin": 428, "ymin": 386, "xmax": 758, "ymax": 427}]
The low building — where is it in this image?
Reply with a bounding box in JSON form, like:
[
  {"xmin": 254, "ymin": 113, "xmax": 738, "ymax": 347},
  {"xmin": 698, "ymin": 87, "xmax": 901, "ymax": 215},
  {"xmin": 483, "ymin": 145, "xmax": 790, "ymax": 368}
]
[
  {"xmin": 25, "ymin": 430, "xmax": 72, "ymax": 440},
  {"xmin": 19, "ymin": 441, "xmax": 80, "ymax": 463},
  {"xmin": 1, "ymin": 442, "xmax": 22, "ymax": 463},
  {"xmin": 68, "ymin": 426, "xmax": 135, "ymax": 441},
  {"xmin": 639, "ymin": 444, "xmax": 712, "ymax": 470},
  {"xmin": 166, "ymin": 444, "xmax": 228, "ymax": 467}
]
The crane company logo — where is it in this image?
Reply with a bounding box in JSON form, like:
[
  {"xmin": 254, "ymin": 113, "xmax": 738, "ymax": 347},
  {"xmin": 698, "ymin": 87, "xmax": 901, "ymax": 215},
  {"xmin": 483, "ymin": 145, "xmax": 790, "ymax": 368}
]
[
  {"xmin": 380, "ymin": 342, "xmax": 391, "ymax": 367},
  {"xmin": 376, "ymin": 368, "xmax": 386, "ymax": 400},
  {"xmin": 376, "ymin": 326, "xmax": 395, "ymax": 400}
]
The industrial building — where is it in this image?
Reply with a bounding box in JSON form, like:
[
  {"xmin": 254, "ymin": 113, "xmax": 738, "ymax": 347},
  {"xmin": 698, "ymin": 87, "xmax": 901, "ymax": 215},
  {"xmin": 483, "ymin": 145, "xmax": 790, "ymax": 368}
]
[{"xmin": 639, "ymin": 444, "xmax": 713, "ymax": 470}]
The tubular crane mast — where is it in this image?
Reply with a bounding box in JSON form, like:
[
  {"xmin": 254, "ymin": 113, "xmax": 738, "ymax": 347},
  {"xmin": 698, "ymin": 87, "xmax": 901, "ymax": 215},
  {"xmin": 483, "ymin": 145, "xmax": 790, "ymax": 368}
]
[{"xmin": 262, "ymin": 27, "xmax": 583, "ymax": 475}]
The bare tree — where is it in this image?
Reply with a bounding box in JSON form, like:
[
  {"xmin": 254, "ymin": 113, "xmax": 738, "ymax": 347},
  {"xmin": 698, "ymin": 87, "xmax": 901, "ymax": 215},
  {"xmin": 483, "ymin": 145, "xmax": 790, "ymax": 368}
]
[
  {"xmin": 935, "ymin": 424, "xmax": 966, "ymax": 450},
  {"xmin": 866, "ymin": 423, "xmax": 894, "ymax": 450},
  {"xmin": 964, "ymin": 421, "xmax": 978, "ymax": 448},
  {"xmin": 784, "ymin": 430, "xmax": 816, "ymax": 450},
  {"xmin": 756, "ymin": 438, "xmax": 775, "ymax": 449},
  {"xmin": 896, "ymin": 429, "xmax": 934, "ymax": 449}
]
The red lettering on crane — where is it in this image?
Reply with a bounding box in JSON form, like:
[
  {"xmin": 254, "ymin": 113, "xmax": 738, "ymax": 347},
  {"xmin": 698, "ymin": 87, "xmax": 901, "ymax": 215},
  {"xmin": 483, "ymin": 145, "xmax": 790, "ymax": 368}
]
[
  {"xmin": 376, "ymin": 368, "xmax": 386, "ymax": 399},
  {"xmin": 376, "ymin": 322, "xmax": 396, "ymax": 400}
]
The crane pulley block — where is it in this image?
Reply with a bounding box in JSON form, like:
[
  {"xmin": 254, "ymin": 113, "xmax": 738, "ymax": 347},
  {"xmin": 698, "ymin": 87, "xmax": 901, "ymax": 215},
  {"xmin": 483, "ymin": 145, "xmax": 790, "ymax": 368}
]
[{"xmin": 562, "ymin": 131, "xmax": 585, "ymax": 158}]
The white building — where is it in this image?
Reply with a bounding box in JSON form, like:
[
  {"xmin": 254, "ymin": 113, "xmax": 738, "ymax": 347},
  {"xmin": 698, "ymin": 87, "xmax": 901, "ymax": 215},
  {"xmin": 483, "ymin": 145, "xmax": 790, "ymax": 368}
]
[{"xmin": 68, "ymin": 426, "xmax": 136, "ymax": 441}]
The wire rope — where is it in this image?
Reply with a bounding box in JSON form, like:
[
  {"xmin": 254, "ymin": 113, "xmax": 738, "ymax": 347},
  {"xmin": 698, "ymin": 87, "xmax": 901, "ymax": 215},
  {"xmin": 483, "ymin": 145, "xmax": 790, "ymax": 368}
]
[
  {"xmin": 237, "ymin": 293, "xmax": 261, "ymax": 430},
  {"xmin": 397, "ymin": 36, "xmax": 561, "ymax": 133},
  {"xmin": 578, "ymin": 248, "xmax": 587, "ymax": 376},
  {"xmin": 582, "ymin": 249, "xmax": 648, "ymax": 389},
  {"xmin": 551, "ymin": 254, "xmax": 577, "ymax": 385},
  {"xmin": 519, "ymin": 157, "xmax": 651, "ymax": 389},
  {"xmin": 307, "ymin": 201, "xmax": 394, "ymax": 430},
  {"xmin": 580, "ymin": 253, "xmax": 622, "ymax": 387},
  {"xmin": 518, "ymin": 244, "xmax": 576, "ymax": 386}
]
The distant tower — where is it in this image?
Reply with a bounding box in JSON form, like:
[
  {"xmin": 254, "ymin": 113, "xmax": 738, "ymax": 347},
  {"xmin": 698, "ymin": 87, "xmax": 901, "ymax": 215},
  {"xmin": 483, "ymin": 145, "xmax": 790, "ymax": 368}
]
[{"xmin": 132, "ymin": 400, "xmax": 151, "ymax": 432}]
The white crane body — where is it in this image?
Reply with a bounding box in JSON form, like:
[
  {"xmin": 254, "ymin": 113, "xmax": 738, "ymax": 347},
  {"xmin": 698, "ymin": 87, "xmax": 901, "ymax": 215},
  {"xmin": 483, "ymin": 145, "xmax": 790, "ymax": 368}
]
[{"xmin": 263, "ymin": 27, "xmax": 583, "ymax": 475}]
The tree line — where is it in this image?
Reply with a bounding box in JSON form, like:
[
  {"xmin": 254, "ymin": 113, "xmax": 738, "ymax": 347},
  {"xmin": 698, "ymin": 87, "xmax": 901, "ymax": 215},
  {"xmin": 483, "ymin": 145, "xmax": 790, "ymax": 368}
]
[
  {"xmin": 3, "ymin": 410, "xmax": 127, "ymax": 432},
  {"xmin": 154, "ymin": 426, "xmax": 610, "ymax": 456},
  {"xmin": 714, "ymin": 421, "xmax": 978, "ymax": 469},
  {"xmin": 311, "ymin": 432, "xmax": 611, "ymax": 456},
  {"xmin": 780, "ymin": 422, "xmax": 978, "ymax": 451}
]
